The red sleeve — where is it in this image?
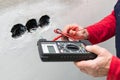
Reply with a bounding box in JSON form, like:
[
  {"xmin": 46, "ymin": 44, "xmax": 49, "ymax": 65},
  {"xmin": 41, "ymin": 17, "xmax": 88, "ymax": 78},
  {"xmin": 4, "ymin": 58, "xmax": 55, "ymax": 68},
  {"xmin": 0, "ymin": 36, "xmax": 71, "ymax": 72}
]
[
  {"xmin": 107, "ymin": 56, "xmax": 120, "ymax": 80},
  {"xmin": 86, "ymin": 11, "xmax": 116, "ymax": 44}
]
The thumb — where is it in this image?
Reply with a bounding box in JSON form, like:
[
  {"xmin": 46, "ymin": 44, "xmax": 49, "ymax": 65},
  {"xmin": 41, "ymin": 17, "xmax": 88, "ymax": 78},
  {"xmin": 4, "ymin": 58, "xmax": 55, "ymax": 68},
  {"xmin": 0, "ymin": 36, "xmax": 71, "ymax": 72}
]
[{"xmin": 86, "ymin": 45, "xmax": 102, "ymax": 55}]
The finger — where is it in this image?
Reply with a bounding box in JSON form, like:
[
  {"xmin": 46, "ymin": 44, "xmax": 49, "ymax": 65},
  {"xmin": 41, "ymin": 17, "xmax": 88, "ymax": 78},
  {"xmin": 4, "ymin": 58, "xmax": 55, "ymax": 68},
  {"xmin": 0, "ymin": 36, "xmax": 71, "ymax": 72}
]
[
  {"xmin": 61, "ymin": 36, "xmax": 69, "ymax": 41},
  {"xmin": 69, "ymin": 30, "xmax": 76, "ymax": 36},
  {"xmin": 69, "ymin": 29, "xmax": 84, "ymax": 35},
  {"xmin": 86, "ymin": 45, "xmax": 104, "ymax": 55},
  {"xmin": 63, "ymin": 24, "xmax": 79, "ymax": 33},
  {"xmin": 80, "ymin": 68, "xmax": 88, "ymax": 74},
  {"xmin": 62, "ymin": 25, "xmax": 73, "ymax": 34},
  {"xmin": 74, "ymin": 60, "xmax": 93, "ymax": 69}
]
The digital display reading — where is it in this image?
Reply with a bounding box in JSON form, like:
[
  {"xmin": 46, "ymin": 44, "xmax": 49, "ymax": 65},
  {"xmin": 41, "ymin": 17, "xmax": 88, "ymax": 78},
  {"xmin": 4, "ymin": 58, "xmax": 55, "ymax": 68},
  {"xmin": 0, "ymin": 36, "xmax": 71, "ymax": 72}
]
[{"xmin": 47, "ymin": 46, "xmax": 56, "ymax": 53}]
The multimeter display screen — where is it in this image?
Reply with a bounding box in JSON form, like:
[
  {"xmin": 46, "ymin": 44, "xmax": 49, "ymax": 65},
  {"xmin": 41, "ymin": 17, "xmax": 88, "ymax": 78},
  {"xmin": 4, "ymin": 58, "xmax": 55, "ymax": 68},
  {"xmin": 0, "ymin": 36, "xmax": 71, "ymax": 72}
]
[{"xmin": 47, "ymin": 46, "xmax": 56, "ymax": 53}]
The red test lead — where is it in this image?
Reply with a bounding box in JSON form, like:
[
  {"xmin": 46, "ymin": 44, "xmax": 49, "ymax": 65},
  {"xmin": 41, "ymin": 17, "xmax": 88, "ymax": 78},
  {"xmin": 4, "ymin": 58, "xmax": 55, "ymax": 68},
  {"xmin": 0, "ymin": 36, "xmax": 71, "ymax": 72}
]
[{"xmin": 52, "ymin": 26, "xmax": 84, "ymax": 41}]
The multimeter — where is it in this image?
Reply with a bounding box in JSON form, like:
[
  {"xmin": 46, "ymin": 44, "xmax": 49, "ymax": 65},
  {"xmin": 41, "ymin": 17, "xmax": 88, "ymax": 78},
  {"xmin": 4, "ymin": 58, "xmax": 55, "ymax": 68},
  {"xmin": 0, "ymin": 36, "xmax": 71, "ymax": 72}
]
[{"xmin": 37, "ymin": 39, "xmax": 97, "ymax": 62}]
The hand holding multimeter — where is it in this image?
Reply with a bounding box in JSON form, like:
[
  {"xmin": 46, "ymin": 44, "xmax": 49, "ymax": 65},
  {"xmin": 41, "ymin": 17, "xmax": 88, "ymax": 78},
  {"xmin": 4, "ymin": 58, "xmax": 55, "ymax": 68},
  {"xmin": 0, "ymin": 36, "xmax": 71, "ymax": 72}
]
[{"xmin": 37, "ymin": 26, "xmax": 97, "ymax": 61}]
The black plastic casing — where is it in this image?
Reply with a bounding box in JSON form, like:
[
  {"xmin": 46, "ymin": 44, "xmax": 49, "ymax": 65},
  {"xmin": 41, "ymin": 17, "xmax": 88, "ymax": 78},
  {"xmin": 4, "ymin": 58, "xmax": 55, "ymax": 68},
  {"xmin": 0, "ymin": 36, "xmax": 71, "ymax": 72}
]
[{"xmin": 37, "ymin": 39, "xmax": 97, "ymax": 62}]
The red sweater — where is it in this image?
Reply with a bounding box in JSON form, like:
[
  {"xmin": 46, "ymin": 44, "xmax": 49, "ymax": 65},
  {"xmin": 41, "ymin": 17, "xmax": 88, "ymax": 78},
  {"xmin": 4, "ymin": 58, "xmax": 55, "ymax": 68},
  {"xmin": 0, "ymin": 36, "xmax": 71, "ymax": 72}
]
[{"xmin": 86, "ymin": 11, "xmax": 120, "ymax": 80}]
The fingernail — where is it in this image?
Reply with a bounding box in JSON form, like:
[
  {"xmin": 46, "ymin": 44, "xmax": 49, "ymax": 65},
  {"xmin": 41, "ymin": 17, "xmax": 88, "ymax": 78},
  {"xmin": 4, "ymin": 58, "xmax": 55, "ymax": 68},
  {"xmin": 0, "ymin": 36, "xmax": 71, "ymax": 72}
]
[{"xmin": 86, "ymin": 45, "xmax": 92, "ymax": 50}]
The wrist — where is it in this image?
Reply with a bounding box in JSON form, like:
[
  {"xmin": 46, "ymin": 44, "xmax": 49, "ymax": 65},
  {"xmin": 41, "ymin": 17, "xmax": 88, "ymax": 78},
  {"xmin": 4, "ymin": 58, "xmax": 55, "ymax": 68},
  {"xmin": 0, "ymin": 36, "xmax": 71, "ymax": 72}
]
[
  {"xmin": 104, "ymin": 55, "xmax": 113, "ymax": 74},
  {"xmin": 84, "ymin": 29, "xmax": 89, "ymax": 40},
  {"xmin": 98, "ymin": 54, "xmax": 112, "ymax": 76}
]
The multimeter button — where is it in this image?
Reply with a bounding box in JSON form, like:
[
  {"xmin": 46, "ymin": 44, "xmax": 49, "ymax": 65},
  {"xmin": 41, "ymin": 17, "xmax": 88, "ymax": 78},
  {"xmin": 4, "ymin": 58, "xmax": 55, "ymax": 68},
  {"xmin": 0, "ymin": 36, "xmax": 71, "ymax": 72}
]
[
  {"xmin": 70, "ymin": 56, "xmax": 73, "ymax": 59},
  {"xmin": 60, "ymin": 56, "xmax": 63, "ymax": 59},
  {"xmin": 79, "ymin": 49, "xmax": 83, "ymax": 53},
  {"xmin": 82, "ymin": 49, "xmax": 87, "ymax": 53}
]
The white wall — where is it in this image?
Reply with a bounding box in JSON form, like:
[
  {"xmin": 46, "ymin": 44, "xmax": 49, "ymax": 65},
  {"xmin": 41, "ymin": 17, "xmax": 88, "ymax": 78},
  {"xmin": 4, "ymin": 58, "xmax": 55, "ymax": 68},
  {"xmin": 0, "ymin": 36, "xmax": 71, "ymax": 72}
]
[{"xmin": 0, "ymin": 0, "xmax": 116, "ymax": 80}]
